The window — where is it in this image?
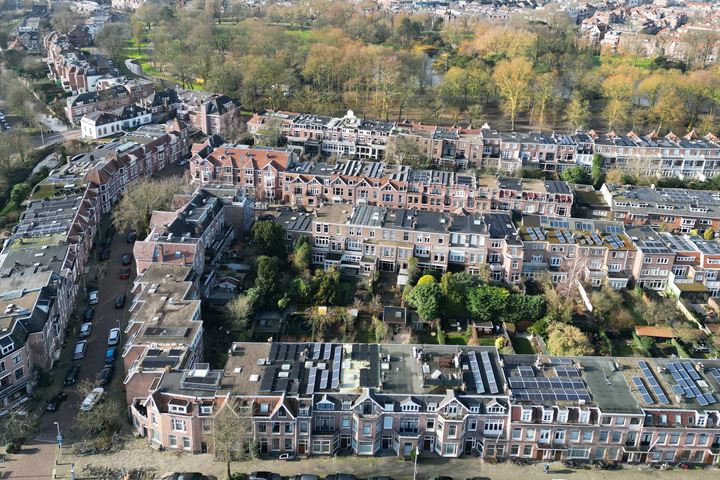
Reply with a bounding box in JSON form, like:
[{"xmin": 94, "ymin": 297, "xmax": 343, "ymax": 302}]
[
  {"xmin": 570, "ymin": 430, "xmax": 580, "ymax": 442},
  {"xmin": 525, "ymin": 428, "xmax": 536, "ymax": 441},
  {"xmin": 599, "ymin": 431, "xmax": 609, "ymax": 443},
  {"xmin": 169, "ymin": 435, "xmax": 177, "ymax": 448},
  {"xmin": 426, "ymin": 418, "xmax": 435, "ymax": 430},
  {"xmin": 521, "ymin": 409, "xmax": 532, "ymax": 422},
  {"xmin": 611, "ymin": 432, "xmax": 622, "ymax": 443},
  {"xmin": 542, "ymin": 410, "xmax": 553, "ymax": 423},
  {"xmin": 171, "ymin": 419, "xmax": 186, "ymax": 432},
  {"xmin": 362, "ymin": 423, "xmax": 371, "ymax": 435},
  {"xmin": 512, "ymin": 428, "xmax": 522, "ymax": 441},
  {"xmin": 200, "ymin": 405, "xmax": 213, "ymax": 415},
  {"xmin": 169, "ymin": 403, "xmax": 187, "ymax": 414},
  {"xmin": 669, "ymin": 433, "xmax": 680, "ymax": 445},
  {"xmin": 14, "ymin": 368, "xmax": 23, "ymax": 380},
  {"xmin": 343, "ymin": 417, "xmax": 352, "ymax": 429},
  {"xmin": 582, "ymin": 431, "xmax": 593, "ymax": 443},
  {"xmin": 578, "ymin": 410, "xmax": 590, "ymax": 424},
  {"xmin": 183, "ymin": 437, "xmax": 191, "ymax": 450},
  {"xmin": 443, "ymin": 443, "xmax": 458, "ymax": 456},
  {"xmin": 12, "ymin": 354, "xmax": 21, "ymax": 366},
  {"xmin": 614, "ymin": 416, "xmax": 625, "ymax": 426},
  {"xmin": 685, "ymin": 433, "xmax": 695, "ymax": 446},
  {"xmin": 448, "ymin": 425, "xmax": 457, "ymax": 438},
  {"xmin": 299, "ymin": 421, "xmax": 308, "ymax": 434},
  {"xmin": 557, "ymin": 409, "xmax": 568, "ymax": 423}
]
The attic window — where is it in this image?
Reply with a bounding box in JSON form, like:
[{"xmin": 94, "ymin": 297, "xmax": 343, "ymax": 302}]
[
  {"xmin": 259, "ymin": 403, "xmax": 270, "ymax": 413},
  {"xmin": 169, "ymin": 404, "xmax": 187, "ymax": 414},
  {"xmin": 200, "ymin": 405, "xmax": 213, "ymax": 415},
  {"xmin": 401, "ymin": 403, "xmax": 419, "ymax": 412}
]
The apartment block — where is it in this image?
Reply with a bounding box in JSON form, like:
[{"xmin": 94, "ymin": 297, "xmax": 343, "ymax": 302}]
[
  {"xmin": 277, "ymin": 203, "xmax": 523, "ymax": 284},
  {"xmin": 601, "ymin": 183, "xmax": 720, "ymax": 234},
  {"xmin": 64, "ymin": 79, "xmax": 155, "ymax": 124}
]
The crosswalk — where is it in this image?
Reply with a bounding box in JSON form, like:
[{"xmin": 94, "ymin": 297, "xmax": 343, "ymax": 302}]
[{"xmin": 33, "ymin": 431, "xmax": 58, "ymax": 444}]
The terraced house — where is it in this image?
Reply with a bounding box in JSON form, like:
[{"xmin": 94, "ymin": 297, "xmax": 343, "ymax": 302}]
[
  {"xmin": 127, "ymin": 342, "xmax": 720, "ymax": 465},
  {"xmin": 247, "ymin": 110, "xmax": 720, "ymax": 179},
  {"xmin": 191, "ymin": 143, "xmax": 574, "ymax": 217},
  {"xmin": 277, "ymin": 203, "xmax": 523, "ymax": 284}
]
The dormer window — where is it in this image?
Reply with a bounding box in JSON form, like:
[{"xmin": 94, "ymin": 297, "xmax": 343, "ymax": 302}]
[
  {"xmin": 384, "ymin": 403, "xmax": 394, "ymax": 412},
  {"xmin": 299, "ymin": 407, "xmax": 310, "ymax": 416},
  {"xmin": 0, "ymin": 341, "xmax": 13, "ymax": 356},
  {"xmin": 401, "ymin": 403, "xmax": 419, "ymax": 412},
  {"xmin": 259, "ymin": 403, "xmax": 270, "ymax": 413},
  {"xmin": 169, "ymin": 403, "xmax": 187, "ymax": 414},
  {"xmin": 427, "ymin": 403, "xmax": 438, "ymax": 412},
  {"xmin": 341, "ymin": 401, "xmax": 352, "ymax": 411},
  {"xmin": 557, "ymin": 409, "xmax": 568, "ymax": 423},
  {"xmin": 579, "ymin": 410, "xmax": 590, "ymax": 424},
  {"xmin": 200, "ymin": 405, "xmax": 213, "ymax": 415},
  {"xmin": 278, "ymin": 408, "xmax": 286, "ymax": 417},
  {"xmin": 316, "ymin": 400, "xmax": 335, "ymax": 411},
  {"xmin": 469, "ymin": 405, "xmax": 480, "ymax": 414},
  {"xmin": 542, "ymin": 409, "xmax": 553, "ymax": 423},
  {"xmin": 521, "ymin": 408, "xmax": 532, "ymax": 422},
  {"xmin": 445, "ymin": 404, "xmax": 458, "ymax": 415}
]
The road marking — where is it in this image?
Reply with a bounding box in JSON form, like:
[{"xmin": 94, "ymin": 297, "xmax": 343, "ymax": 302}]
[{"xmin": 34, "ymin": 432, "xmax": 59, "ymax": 443}]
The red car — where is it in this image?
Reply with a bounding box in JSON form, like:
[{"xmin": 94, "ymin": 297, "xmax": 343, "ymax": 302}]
[{"xmin": 119, "ymin": 268, "xmax": 131, "ymax": 280}]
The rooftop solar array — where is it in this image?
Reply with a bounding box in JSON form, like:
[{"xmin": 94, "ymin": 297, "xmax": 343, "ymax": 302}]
[
  {"xmin": 710, "ymin": 369, "xmax": 720, "ymax": 389},
  {"xmin": 638, "ymin": 360, "xmax": 670, "ymax": 405},
  {"xmin": 508, "ymin": 361, "xmax": 592, "ymax": 404},
  {"xmin": 667, "ymin": 361, "xmax": 716, "ymax": 407}
]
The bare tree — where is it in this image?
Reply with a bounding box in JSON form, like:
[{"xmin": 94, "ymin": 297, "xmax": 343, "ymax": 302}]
[
  {"xmin": 51, "ymin": 7, "xmax": 79, "ymax": 35},
  {"xmin": 213, "ymin": 399, "xmax": 256, "ymax": 478}
]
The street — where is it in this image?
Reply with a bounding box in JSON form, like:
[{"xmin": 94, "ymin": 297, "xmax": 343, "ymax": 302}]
[
  {"xmin": 31, "ymin": 128, "xmax": 82, "ymax": 148},
  {"xmin": 38, "ymin": 224, "xmax": 136, "ymax": 443}
]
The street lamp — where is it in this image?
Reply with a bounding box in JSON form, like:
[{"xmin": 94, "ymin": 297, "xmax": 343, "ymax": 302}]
[
  {"xmin": 53, "ymin": 421, "xmax": 61, "ymax": 437},
  {"xmin": 413, "ymin": 446, "xmax": 419, "ymax": 480},
  {"xmin": 54, "ymin": 421, "xmax": 62, "ymax": 450}
]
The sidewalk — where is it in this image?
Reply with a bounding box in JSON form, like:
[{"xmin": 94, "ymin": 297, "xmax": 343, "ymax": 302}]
[
  {"xmin": 2, "ymin": 441, "xmax": 57, "ymax": 479},
  {"xmin": 54, "ymin": 438, "xmax": 720, "ymax": 480}
]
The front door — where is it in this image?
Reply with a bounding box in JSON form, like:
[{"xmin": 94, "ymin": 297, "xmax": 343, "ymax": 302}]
[
  {"xmin": 298, "ymin": 441, "xmax": 306, "ymax": 455},
  {"xmin": 464, "ymin": 438, "xmax": 475, "ymax": 455},
  {"xmin": 201, "ymin": 442, "xmax": 207, "ymax": 454},
  {"xmin": 382, "ymin": 436, "xmax": 392, "ymax": 450},
  {"xmin": 423, "ymin": 436, "xmax": 434, "ymax": 451}
]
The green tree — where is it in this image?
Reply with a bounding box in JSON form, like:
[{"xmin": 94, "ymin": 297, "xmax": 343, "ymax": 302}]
[
  {"xmin": 313, "ymin": 267, "xmax": 341, "ymax": 305},
  {"xmin": 290, "ymin": 237, "xmax": 311, "ymax": 273},
  {"xmin": 9, "ymin": 183, "xmax": 30, "ymax": 205},
  {"xmin": 504, "ymin": 295, "xmax": 546, "ymax": 324},
  {"xmin": 546, "ymin": 323, "xmax": 593, "ymax": 356},
  {"xmin": 251, "ymin": 220, "xmax": 285, "ymax": 257},
  {"xmin": 591, "ymin": 154, "xmax": 604, "ymax": 188},
  {"xmin": 255, "ymin": 256, "xmax": 281, "ymax": 303},
  {"xmin": 560, "ymin": 166, "xmax": 591, "ymax": 185},
  {"xmin": 406, "ymin": 282, "xmax": 443, "ymax": 322},
  {"xmin": 467, "ymin": 285, "xmax": 510, "ymax": 322}
]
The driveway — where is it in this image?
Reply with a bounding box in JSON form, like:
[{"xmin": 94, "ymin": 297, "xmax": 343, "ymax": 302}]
[{"xmin": 35, "ymin": 223, "xmax": 136, "ymax": 444}]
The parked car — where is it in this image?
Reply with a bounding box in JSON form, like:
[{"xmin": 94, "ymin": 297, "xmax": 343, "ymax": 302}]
[
  {"xmin": 73, "ymin": 340, "xmax": 88, "ymax": 360},
  {"xmin": 119, "ymin": 268, "xmax": 131, "ymax": 280},
  {"xmin": 88, "ymin": 290, "xmax": 99, "ymax": 305},
  {"xmin": 114, "ymin": 294, "xmax": 126, "ymax": 309},
  {"xmin": 368, "ymin": 477, "xmax": 394, "ymax": 480},
  {"xmin": 160, "ymin": 474, "xmax": 214, "ymax": 480},
  {"xmin": 325, "ymin": 475, "xmax": 358, "ymax": 480},
  {"xmin": 122, "ymin": 253, "xmax": 133, "ymax": 265},
  {"xmin": 107, "ymin": 328, "xmax": 121, "ymax": 346},
  {"xmin": 289, "ymin": 476, "xmax": 320, "ymax": 480},
  {"xmin": 249, "ymin": 473, "xmax": 281, "ymax": 480},
  {"xmin": 64, "ymin": 365, "xmax": 80, "ymax": 386},
  {"xmin": 98, "ymin": 364, "xmax": 114, "ymax": 386},
  {"xmin": 99, "ymin": 248, "xmax": 110, "ymax": 260},
  {"xmin": 80, "ymin": 387, "xmax": 104, "ymax": 411},
  {"xmin": 126, "ymin": 230, "xmax": 137, "ymax": 243},
  {"xmin": 79, "ymin": 322, "xmax": 92, "ymax": 338},
  {"xmin": 104, "ymin": 347, "xmax": 117, "ymax": 364},
  {"xmin": 430, "ymin": 477, "xmax": 454, "ymax": 480},
  {"xmin": 46, "ymin": 392, "xmax": 67, "ymax": 412},
  {"xmin": 278, "ymin": 453, "xmax": 295, "ymax": 461},
  {"xmin": 83, "ymin": 307, "xmax": 95, "ymax": 322}
]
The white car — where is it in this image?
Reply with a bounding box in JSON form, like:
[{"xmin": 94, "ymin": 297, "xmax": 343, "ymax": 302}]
[
  {"xmin": 80, "ymin": 387, "xmax": 104, "ymax": 412},
  {"xmin": 88, "ymin": 291, "xmax": 99, "ymax": 305},
  {"xmin": 79, "ymin": 322, "xmax": 92, "ymax": 338},
  {"xmin": 107, "ymin": 328, "xmax": 121, "ymax": 346}
]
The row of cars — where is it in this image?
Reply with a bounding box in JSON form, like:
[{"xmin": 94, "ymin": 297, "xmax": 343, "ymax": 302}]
[
  {"xmin": 250, "ymin": 474, "xmax": 472, "ymax": 480},
  {"xmin": 0, "ymin": 111, "xmax": 11, "ymax": 132}
]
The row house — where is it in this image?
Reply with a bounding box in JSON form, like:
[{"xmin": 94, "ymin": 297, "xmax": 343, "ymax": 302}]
[
  {"xmin": 133, "ymin": 188, "xmax": 230, "ymax": 275},
  {"xmin": 44, "ymin": 31, "xmax": 120, "ymax": 94},
  {"xmin": 601, "ymin": 183, "xmax": 720, "ymax": 234},
  {"xmin": 661, "ymin": 234, "xmax": 720, "ymax": 300},
  {"xmin": 79, "ymin": 122, "xmax": 190, "ymax": 213},
  {"xmin": 64, "ymin": 79, "xmax": 155, "ymax": 124},
  {"xmin": 247, "ymin": 110, "xmax": 720, "ymax": 181},
  {"xmin": 190, "ymin": 146, "xmax": 296, "ymax": 201},
  {"xmin": 627, "ymin": 226, "xmax": 676, "ymax": 291},
  {"xmin": 593, "ymin": 130, "xmax": 720, "ymax": 179},
  {"xmin": 131, "ymin": 343, "xmax": 511, "ymax": 459},
  {"xmin": 190, "ymin": 143, "xmax": 573, "ymax": 217},
  {"xmin": 122, "ymin": 264, "xmax": 203, "ymax": 406},
  {"xmin": 80, "ymin": 105, "xmax": 153, "ymax": 139},
  {"xmin": 518, "ymin": 215, "xmax": 637, "ymax": 289},
  {"xmin": 0, "ymin": 272, "xmax": 65, "ymax": 408},
  {"xmin": 248, "ymin": 111, "xmax": 394, "ymax": 161},
  {"xmin": 128, "ymin": 343, "xmax": 720, "ymax": 466},
  {"xmin": 278, "ymin": 203, "xmax": 523, "ymax": 285}
]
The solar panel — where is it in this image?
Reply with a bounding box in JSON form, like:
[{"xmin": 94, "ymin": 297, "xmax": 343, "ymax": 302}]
[
  {"xmin": 668, "ymin": 362, "xmax": 716, "ymax": 406},
  {"xmin": 331, "ymin": 346, "xmax": 342, "ymax": 389},
  {"xmin": 517, "ymin": 366, "xmax": 535, "ymax": 377},
  {"xmin": 632, "ymin": 376, "xmax": 654, "ymax": 404},
  {"xmin": 306, "ymin": 367, "xmax": 317, "ymax": 395},
  {"xmin": 481, "ymin": 351, "xmax": 499, "ymax": 394},
  {"xmin": 323, "ymin": 343, "xmax": 332, "ymax": 360},
  {"xmin": 528, "ymin": 229, "xmax": 537, "ymax": 241},
  {"xmin": 319, "ymin": 369, "xmax": 329, "ymax": 390},
  {"xmin": 468, "ymin": 351, "xmax": 485, "ymax": 394},
  {"xmin": 312, "ymin": 343, "xmax": 320, "ymax": 360},
  {"xmin": 535, "ymin": 228, "xmax": 546, "ymax": 241}
]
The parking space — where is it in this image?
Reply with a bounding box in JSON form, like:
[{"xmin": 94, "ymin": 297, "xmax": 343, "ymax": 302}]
[{"xmin": 37, "ymin": 222, "xmax": 137, "ymax": 442}]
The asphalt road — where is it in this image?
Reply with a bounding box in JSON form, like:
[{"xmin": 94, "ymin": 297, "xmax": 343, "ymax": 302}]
[
  {"xmin": 31, "ymin": 128, "xmax": 82, "ymax": 148},
  {"xmin": 37, "ymin": 225, "xmax": 137, "ymax": 444}
]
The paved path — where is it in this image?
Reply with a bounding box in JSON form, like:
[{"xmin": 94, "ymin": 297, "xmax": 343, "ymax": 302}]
[
  {"xmin": 51, "ymin": 438, "xmax": 720, "ymax": 480},
  {"xmin": 2, "ymin": 441, "xmax": 57, "ymax": 479}
]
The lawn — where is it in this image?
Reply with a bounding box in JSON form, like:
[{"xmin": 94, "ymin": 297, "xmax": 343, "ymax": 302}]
[
  {"xmin": 510, "ymin": 335, "xmax": 535, "ymax": 354},
  {"xmin": 446, "ymin": 331, "xmax": 468, "ymax": 345}
]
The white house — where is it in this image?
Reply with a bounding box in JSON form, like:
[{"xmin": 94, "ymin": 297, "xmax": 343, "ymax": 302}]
[{"xmin": 80, "ymin": 106, "xmax": 152, "ymax": 139}]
